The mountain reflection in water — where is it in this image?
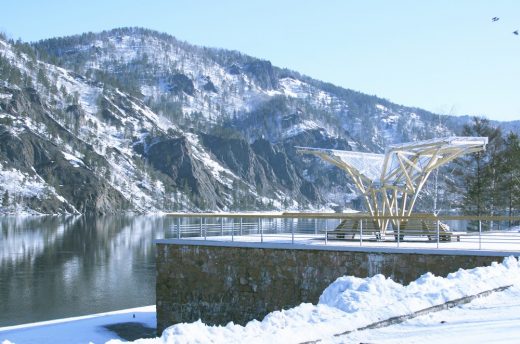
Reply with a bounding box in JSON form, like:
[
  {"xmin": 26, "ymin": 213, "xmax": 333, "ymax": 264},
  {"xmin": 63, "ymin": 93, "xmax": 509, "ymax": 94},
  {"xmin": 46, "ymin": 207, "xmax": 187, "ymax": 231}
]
[{"xmin": 0, "ymin": 215, "xmax": 176, "ymax": 327}]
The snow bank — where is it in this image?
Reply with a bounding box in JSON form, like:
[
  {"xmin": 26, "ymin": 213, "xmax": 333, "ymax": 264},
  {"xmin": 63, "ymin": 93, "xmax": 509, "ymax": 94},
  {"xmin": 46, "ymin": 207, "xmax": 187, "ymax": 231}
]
[
  {"xmin": 319, "ymin": 256, "xmax": 519, "ymax": 321},
  {"xmin": 107, "ymin": 257, "xmax": 520, "ymax": 344},
  {"xmin": 0, "ymin": 306, "xmax": 155, "ymax": 344}
]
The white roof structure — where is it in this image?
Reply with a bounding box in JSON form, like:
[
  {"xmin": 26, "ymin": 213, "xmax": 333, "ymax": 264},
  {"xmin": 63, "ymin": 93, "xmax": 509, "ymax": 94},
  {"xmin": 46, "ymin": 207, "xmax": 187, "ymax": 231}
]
[
  {"xmin": 297, "ymin": 136, "xmax": 488, "ymax": 234},
  {"xmin": 299, "ymin": 137, "xmax": 488, "ymax": 188}
]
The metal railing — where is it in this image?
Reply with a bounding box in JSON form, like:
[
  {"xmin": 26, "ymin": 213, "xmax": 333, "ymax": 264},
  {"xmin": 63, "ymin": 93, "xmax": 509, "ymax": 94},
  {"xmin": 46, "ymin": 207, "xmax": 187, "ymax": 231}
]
[{"xmin": 163, "ymin": 213, "xmax": 520, "ymax": 252}]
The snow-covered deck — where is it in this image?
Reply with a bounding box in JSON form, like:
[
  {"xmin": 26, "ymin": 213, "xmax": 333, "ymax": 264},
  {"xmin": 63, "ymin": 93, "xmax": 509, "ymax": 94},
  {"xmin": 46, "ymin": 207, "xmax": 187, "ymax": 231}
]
[
  {"xmin": 163, "ymin": 213, "xmax": 520, "ymax": 256},
  {"xmin": 158, "ymin": 231, "xmax": 520, "ymax": 256}
]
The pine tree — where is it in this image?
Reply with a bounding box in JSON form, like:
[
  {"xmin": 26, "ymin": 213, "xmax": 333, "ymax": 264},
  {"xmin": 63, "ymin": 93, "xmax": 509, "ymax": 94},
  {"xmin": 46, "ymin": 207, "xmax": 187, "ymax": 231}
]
[
  {"xmin": 501, "ymin": 132, "xmax": 520, "ymax": 223},
  {"xmin": 484, "ymin": 126, "xmax": 505, "ymax": 220},
  {"xmin": 457, "ymin": 117, "xmax": 503, "ymax": 217},
  {"xmin": 2, "ymin": 190, "xmax": 9, "ymax": 207}
]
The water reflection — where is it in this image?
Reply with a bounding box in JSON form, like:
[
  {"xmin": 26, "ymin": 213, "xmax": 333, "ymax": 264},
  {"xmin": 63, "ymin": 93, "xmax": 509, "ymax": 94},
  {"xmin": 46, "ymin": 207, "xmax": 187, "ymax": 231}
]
[
  {"xmin": 0, "ymin": 215, "xmax": 175, "ymax": 327},
  {"xmin": 0, "ymin": 215, "xmax": 328, "ymax": 327}
]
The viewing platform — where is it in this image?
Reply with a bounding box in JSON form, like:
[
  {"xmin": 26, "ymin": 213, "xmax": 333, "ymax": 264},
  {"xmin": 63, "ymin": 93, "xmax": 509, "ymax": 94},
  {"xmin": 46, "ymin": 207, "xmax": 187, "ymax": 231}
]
[
  {"xmin": 160, "ymin": 212, "xmax": 520, "ymax": 255},
  {"xmin": 156, "ymin": 212, "xmax": 520, "ymax": 332}
]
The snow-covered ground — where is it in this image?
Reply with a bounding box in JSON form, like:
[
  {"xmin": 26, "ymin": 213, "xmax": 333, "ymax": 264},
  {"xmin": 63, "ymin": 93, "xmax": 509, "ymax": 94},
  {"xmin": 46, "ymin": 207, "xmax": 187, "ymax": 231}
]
[
  {"xmin": 2, "ymin": 257, "xmax": 520, "ymax": 343},
  {"xmin": 342, "ymin": 287, "xmax": 520, "ymax": 343},
  {"xmin": 0, "ymin": 306, "xmax": 155, "ymax": 344}
]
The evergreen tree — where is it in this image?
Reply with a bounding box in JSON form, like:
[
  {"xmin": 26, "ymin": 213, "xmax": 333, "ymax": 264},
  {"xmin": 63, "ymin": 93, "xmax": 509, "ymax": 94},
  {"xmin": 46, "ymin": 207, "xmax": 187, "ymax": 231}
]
[
  {"xmin": 457, "ymin": 117, "xmax": 502, "ymax": 216},
  {"xmin": 37, "ymin": 67, "xmax": 50, "ymax": 90},
  {"xmin": 484, "ymin": 126, "xmax": 505, "ymax": 218},
  {"xmin": 501, "ymin": 132, "xmax": 520, "ymax": 222},
  {"xmin": 2, "ymin": 190, "xmax": 9, "ymax": 207}
]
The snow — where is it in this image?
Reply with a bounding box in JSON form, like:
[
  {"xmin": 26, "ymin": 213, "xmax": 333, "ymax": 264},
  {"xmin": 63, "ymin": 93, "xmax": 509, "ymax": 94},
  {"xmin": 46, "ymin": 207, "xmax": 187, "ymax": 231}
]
[
  {"xmin": 61, "ymin": 151, "xmax": 85, "ymax": 168},
  {"xmin": 0, "ymin": 164, "xmax": 47, "ymax": 199},
  {"xmin": 376, "ymin": 104, "xmax": 388, "ymax": 112},
  {"xmin": 0, "ymin": 36, "xmax": 180, "ymax": 213},
  {"xmin": 0, "ymin": 306, "xmax": 155, "ymax": 344},
  {"xmin": 104, "ymin": 152, "xmax": 157, "ymax": 209},
  {"xmin": 282, "ymin": 120, "xmax": 320, "ymax": 138},
  {"xmin": 0, "ymin": 164, "xmax": 71, "ymax": 215},
  {"xmin": 4, "ymin": 257, "xmax": 520, "ymax": 343},
  {"xmin": 278, "ymin": 78, "xmax": 348, "ymax": 114},
  {"xmin": 182, "ymin": 229, "xmax": 520, "ymax": 252},
  {"xmin": 342, "ymin": 285, "xmax": 520, "ymax": 343},
  {"xmin": 0, "ymin": 161, "xmax": 79, "ymax": 215},
  {"xmin": 1, "ymin": 33, "xmax": 421, "ymax": 213},
  {"xmin": 381, "ymin": 114, "xmax": 399, "ymax": 124},
  {"xmin": 279, "ymin": 78, "xmax": 307, "ymax": 98},
  {"xmin": 83, "ymin": 34, "xmax": 260, "ymax": 121},
  {"xmin": 185, "ymin": 133, "xmax": 237, "ymax": 188},
  {"xmin": 61, "ymin": 33, "xmax": 352, "ymax": 125},
  {"xmin": 0, "ymin": 40, "xmax": 33, "ymax": 79}
]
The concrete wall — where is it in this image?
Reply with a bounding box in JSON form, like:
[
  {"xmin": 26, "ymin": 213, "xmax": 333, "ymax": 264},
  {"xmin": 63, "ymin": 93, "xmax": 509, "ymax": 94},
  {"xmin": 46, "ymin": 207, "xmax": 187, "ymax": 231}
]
[{"xmin": 156, "ymin": 240, "xmax": 512, "ymax": 332}]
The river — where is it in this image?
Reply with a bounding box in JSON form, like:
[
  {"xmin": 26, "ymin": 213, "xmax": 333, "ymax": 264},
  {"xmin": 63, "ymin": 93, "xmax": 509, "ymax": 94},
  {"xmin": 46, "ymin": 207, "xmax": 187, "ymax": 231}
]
[{"xmin": 0, "ymin": 215, "xmax": 177, "ymax": 327}]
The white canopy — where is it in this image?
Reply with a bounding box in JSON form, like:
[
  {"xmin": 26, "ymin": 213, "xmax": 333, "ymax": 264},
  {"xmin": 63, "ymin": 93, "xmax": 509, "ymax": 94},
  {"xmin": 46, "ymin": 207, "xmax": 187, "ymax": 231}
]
[
  {"xmin": 297, "ymin": 136, "xmax": 488, "ymax": 188},
  {"xmin": 297, "ymin": 136, "xmax": 488, "ymax": 233}
]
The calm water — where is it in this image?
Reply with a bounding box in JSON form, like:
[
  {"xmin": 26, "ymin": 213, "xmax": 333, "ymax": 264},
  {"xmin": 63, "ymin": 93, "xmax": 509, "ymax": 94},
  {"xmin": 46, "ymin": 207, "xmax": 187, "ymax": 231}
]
[{"xmin": 0, "ymin": 215, "xmax": 178, "ymax": 327}]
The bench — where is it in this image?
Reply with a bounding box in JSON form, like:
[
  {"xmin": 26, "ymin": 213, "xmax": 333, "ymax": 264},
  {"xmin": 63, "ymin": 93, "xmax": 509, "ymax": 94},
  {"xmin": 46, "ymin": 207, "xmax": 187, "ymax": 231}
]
[
  {"xmin": 326, "ymin": 215, "xmax": 463, "ymax": 242},
  {"xmin": 327, "ymin": 218, "xmax": 382, "ymax": 240},
  {"xmin": 392, "ymin": 218, "xmax": 456, "ymax": 241}
]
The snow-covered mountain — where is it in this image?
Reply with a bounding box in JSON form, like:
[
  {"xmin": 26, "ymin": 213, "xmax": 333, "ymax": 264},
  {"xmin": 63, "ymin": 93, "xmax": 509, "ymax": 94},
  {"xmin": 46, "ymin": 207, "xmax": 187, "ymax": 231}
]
[{"xmin": 0, "ymin": 28, "xmax": 517, "ymax": 214}]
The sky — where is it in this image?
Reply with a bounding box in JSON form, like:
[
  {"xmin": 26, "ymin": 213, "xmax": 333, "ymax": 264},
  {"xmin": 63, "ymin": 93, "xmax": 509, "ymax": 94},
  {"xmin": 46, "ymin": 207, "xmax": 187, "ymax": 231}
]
[{"xmin": 1, "ymin": 0, "xmax": 519, "ymax": 121}]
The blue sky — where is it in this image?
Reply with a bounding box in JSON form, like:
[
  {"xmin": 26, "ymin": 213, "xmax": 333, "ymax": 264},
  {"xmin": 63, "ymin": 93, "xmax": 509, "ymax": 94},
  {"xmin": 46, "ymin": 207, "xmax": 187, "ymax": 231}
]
[{"xmin": 2, "ymin": 0, "xmax": 519, "ymax": 121}]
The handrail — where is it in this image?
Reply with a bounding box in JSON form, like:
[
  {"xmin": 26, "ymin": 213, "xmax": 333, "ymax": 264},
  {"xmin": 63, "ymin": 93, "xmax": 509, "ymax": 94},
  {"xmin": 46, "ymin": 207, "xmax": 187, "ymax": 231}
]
[
  {"xmin": 164, "ymin": 212, "xmax": 520, "ymax": 222},
  {"xmin": 164, "ymin": 213, "xmax": 520, "ymax": 252}
]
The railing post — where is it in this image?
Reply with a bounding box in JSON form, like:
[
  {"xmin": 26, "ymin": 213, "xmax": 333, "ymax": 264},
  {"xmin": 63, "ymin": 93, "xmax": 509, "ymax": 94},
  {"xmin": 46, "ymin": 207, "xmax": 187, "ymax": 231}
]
[
  {"xmin": 260, "ymin": 218, "xmax": 263, "ymax": 243},
  {"xmin": 199, "ymin": 217, "xmax": 203, "ymax": 238},
  {"xmin": 479, "ymin": 220, "xmax": 482, "ymax": 250},
  {"xmin": 314, "ymin": 218, "xmax": 317, "ymax": 235},
  {"xmin": 240, "ymin": 217, "xmax": 243, "ymax": 236},
  {"xmin": 325, "ymin": 219, "xmax": 328, "ymax": 245},
  {"xmin": 436, "ymin": 219, "xmax": 440, "ymax": 249},
  {"xmin": 177, "ymin": 217, "xmax": 181, "ymax": 239},
  {"xmin": 291, "ymin": 218, "xmax": 294, "ymax": 244},
  {"xmin": 360, "ymin": 219, "xmax": 363, "ymax": 246},
  {"xmin": 397, "ymin": 220, "xmax": 400, "ymax": 248},
  {"xmin": 231, "ymin": 219, "xmax": 234, "ymax": 242},
  {"xmin": 204, "ymin": 218, "xmax": 207, "ymax": 240},
  {"xmin": 220, "ymin": 218, "xmax": 224, "ymax": 237}
]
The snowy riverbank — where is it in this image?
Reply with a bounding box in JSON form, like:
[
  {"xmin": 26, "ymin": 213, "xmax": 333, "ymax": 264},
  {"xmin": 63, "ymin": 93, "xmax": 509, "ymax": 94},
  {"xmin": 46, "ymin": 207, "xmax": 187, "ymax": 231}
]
[{"xmin": 0, "ymin": 306, "xmax": 155, "ymax": 344}]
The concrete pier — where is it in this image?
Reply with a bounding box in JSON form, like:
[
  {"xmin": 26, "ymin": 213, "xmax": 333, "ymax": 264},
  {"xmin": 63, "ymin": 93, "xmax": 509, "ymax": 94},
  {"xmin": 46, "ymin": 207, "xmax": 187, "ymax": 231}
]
[{"xmin": 155, "ymin": 239, "xmax": 514, "ymax": 332}]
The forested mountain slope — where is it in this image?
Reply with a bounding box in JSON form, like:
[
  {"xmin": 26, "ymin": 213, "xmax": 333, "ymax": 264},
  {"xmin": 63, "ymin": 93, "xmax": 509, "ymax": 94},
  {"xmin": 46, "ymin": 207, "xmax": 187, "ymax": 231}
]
[{"xmin": 0, "ymin": 28, "xmax": 518, "ymax": 214}]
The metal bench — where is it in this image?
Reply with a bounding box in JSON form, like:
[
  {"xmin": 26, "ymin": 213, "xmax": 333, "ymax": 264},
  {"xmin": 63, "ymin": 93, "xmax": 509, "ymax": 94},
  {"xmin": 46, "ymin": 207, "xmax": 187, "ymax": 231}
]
[
  {"xmin": 392, "ymin": 217, "xmax": 455, "ymax": 241},
  {"xmin": 327, "ymin": 218, "xmax": 382, "ymax": 240}
]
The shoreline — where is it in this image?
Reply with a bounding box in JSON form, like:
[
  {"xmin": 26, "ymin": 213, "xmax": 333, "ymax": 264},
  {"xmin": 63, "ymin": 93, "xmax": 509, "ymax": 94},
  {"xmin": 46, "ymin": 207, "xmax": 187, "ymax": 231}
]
[{"xmin": 0, "ymin": 306, "xmax": 156, "ymax": 344}]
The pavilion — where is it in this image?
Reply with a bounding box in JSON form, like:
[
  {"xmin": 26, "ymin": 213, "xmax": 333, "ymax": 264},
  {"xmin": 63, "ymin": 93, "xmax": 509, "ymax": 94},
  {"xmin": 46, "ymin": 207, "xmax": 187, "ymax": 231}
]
[{"xmin": 297, "ymin": 136, "xmax": 488, "ymax": 234}]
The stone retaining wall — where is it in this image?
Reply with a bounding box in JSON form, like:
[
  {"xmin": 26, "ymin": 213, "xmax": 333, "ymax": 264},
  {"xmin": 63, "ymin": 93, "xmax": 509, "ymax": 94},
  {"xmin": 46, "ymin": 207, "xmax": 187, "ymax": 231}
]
[{"xmin": 156, "ymin": 240, "xmax": 510, "ymax": 332}]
